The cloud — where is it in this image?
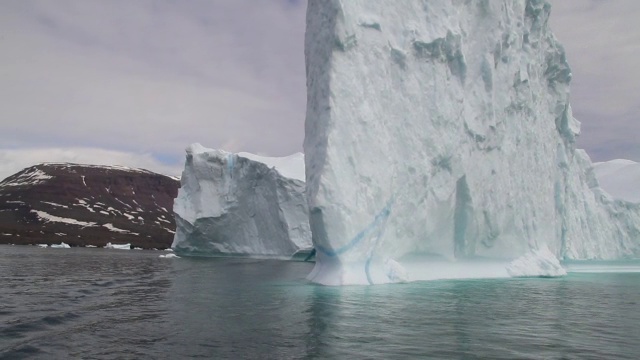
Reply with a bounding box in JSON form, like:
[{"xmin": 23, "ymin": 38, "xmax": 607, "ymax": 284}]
[
  {"xmin": 550, "ymin": 0, "xmax": 640, "ymax": 161},
  {"xmin": 0, "ymin": 0, "xmax": 306, "ymax": 158},
  {"xmin": 0, "ymin": 148, "xmax": 183, "ymax": 181},
  {"xmin": 0, "ymin": 0, "xmax": 637, "ymax": 167}
]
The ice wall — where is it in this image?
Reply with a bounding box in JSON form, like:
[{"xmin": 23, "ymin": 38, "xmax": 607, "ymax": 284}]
[
  {"xmin": 304, "ymin": 0, "xmax": 640, "ymax": 285},
  {"xmin": 172, "ymin": 143, "xmax": 312, "ymax": 257}
]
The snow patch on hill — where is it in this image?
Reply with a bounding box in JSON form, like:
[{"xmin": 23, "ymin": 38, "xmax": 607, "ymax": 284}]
[{"xmin": 32, "ymin": 210, "xmax": 97, "ymax": 227}]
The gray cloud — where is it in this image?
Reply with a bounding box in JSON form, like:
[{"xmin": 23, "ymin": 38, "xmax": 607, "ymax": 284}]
[
  {"xmin": 0, "ymin": 0, "xmax": 637, "ymax": 180},
  {"xmin": 550, "ymin": 0, "xmax": 640, "ymax": 161},
  {"xmin": 0, "ymin": 0, "xmax": 306, "ymax": 168}
]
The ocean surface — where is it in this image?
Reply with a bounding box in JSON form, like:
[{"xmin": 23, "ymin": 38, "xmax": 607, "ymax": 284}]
[{"xmin": 1, "ymin": 244, "xmax": 639, "ymax": 359}]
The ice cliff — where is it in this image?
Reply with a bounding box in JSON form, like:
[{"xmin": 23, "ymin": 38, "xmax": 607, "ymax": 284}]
[
  {"xmin": 172, "ymin": 143, "xmax": 312, "ymax": 257},
  {"xmin": 304, "ymin": 0, "xmax": 640, "ymax": 284}
]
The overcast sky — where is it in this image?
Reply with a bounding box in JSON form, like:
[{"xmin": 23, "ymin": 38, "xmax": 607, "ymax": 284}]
[{"xmin": 0, "ymin": 0, "xmax": 638, "ymax": 179}]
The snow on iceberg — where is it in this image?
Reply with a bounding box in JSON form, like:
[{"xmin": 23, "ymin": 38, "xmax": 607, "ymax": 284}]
[
  {"xmin": 172, "ymin": 143, "xmax": 312, "ymax": 257},
  {"xmin": 506, "ymin": 245, "xmax": 567, "ymax": 278},
  {"xmin": 303, "ymin": 0, "xmax": 640, "ymax": 285}
]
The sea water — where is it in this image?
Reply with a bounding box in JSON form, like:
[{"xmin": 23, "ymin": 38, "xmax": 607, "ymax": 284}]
[{"xmin": 1, "ymin": 244, "xmax": 639, "ymax": 359}]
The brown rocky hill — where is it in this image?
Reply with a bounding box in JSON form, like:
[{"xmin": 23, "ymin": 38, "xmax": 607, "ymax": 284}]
[{"xmin": 0, "ymin": 163, "xmax": 179, "ymax": 249}]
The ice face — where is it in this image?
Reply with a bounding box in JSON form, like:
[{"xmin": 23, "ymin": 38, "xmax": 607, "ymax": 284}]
[
  {"xmin": 172, "ymin": 143, "xmax": 312, "ymax": 257},
  {"xmin": 505, "ymin": 245, "xmax": 567, "ymax": 278},
  {"xmin": 304, "ymin": 0, "xmax": 640, "ymax": 284}
]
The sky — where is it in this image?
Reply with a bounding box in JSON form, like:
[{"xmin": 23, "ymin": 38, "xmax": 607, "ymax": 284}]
[{"xmin": 0, "ymin": 0, "xmax": 638, "ymax": 179}]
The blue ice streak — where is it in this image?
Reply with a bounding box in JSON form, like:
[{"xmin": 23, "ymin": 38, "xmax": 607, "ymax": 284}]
[
  {"xmin": 315, "ymin": 199, "xmax": 393, "ymax": 258},
  {"xmin": 227, "ymin": 154, "xmax": 235, "ymax": 175}
]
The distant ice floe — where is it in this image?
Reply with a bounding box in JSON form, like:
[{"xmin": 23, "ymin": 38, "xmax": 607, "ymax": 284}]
[
  {"xmin": 50, "ymin": 242, "xmax": 70, "ymax": 249},
  {"xmin": 104, "ymin": 242, "xmax": 131, "ymax": 250},
  {"xmin": 159, "ymin": 253, "xmax": 180, "ymax": 259}
]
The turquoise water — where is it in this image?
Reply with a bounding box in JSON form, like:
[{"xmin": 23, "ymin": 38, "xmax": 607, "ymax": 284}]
[{"xmin": 1, "ymin": 245, "xmax": 639, "ymax": 359}]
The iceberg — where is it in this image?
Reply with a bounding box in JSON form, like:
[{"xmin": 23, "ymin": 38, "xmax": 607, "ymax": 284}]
[
  {"xmin": 50, "ymin": 242, "xmax": 70, "ymax": 249},
  {"xmin": 104, "ymin": 242, "xmax": 131, "ymax": 250},
  {"xmin": 172, "ymin": 143, "xmax": 312, "ymax": 257},
  {"xmin": 505, "ymin": 245, "xmax": 567, "ymax": 278},
  {"xmin": 304, "ymin": 0, "xmax": 640, "ymax": 284}
]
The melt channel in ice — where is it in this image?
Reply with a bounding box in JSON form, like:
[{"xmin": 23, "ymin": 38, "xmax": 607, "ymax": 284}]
[
  {"xmin": 172, "ymin": 143, "xmax": 312, "ymax": 258},
  {"xmin": 303, "ymin": 0, "xmax": 640, "ymax": 285}
]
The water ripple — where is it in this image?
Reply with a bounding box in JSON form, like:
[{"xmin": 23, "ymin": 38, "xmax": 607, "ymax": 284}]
[{"xmin": 1, "ymin": 246, "xmax": 639, "ymax": 359}]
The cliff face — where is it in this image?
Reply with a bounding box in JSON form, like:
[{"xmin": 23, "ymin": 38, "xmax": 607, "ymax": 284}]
[
  {"xmin": 303, "ymin": 0, "xmax": 639, "ymax": 284},
  {"xmin": 0, "ymin": 163, "xmax": 179, "ymax": 249}
]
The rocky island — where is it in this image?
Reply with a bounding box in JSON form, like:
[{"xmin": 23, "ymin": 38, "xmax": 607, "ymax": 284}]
[{"xmin": 0, "ymin": 163, "xmax": 179, "ymax": 249}]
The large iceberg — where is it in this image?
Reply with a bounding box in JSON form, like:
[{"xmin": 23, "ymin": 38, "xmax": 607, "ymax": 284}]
[
  {"xmin": 304, "ymin": 0, "xmax": 640, "ymax": 284},
  {"xmin": 172, "ymin": 143, "xmax": 312, "ymax": 257}
]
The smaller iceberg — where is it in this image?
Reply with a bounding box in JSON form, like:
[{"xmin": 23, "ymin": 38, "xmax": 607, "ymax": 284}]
[
  {"xmin": 506, "ymin": 245, "xmax": 567, "ymax": 278},
  {"xmin": 172, "ymin": 143, "xmax": 311, "ymax": 258},
  {"xmin": 37, "ymin": 244, "xmax": 48, "ymax": 248},
  {"xmin": 384, "ymin": 258, "xmax": 409, "ymax": 283},
  {"xmin": 50, "ymin": 242, "xmax": 70, "ymax": 248},
  {"xmin": 159, "ymin": 253, "xmax": 180, "ymax": 259},
  {"xmin": 104, "ymin": 242, "xmax": 131, "ymax": 250}
]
